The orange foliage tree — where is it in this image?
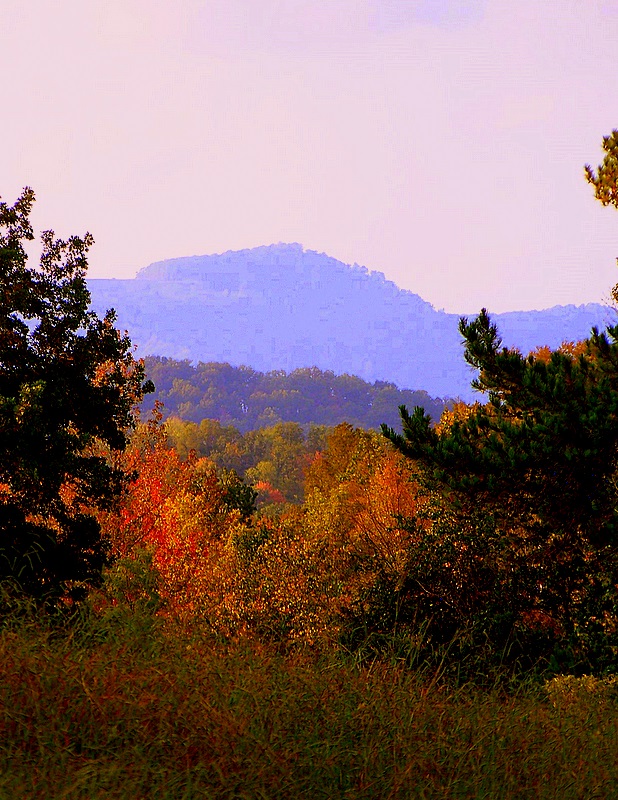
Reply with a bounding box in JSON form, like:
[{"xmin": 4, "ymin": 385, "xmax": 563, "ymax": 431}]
[
  {"xmin": 302, "ymin": 423, "xmax": 428, "ymax": 640},
  {"xmin": 99, "ymin": 411, "xmax": 248, "ymax": 620}
]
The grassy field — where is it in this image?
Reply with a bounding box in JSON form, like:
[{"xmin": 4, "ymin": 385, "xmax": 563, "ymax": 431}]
[{"xmin": 1, "ymin": 600, "xmax": 618, "ymax": 800}]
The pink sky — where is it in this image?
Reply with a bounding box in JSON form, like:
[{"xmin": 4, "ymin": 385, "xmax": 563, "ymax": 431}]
[{"xmin": 2, "ymin": 0, "xmax": 618, "ymax": 312}]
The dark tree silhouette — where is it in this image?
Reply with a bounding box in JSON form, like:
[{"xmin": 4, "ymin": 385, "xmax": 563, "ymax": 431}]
[{"xmin": 0, "ymin": 188, "xmax": 153, "ymax": 601}]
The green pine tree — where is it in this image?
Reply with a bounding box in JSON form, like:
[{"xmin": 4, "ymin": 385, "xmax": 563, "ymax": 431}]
[
  {"xmin": 383, "ymin": 129, "xmax": 618, "ymax": 542},
  {"xmin": 380, "ymin": 133, "xmax": 618, "ymax": 670}
]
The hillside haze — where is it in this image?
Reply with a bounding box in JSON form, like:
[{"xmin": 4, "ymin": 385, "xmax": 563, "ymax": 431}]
[{"xmin": 88, "ymin": 244, "xmax": 616, "ymax": 400}]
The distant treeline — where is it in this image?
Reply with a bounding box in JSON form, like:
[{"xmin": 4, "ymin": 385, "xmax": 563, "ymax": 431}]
[{"xmin": 142, "ymin": 357, "xmax": 450, "ymax": 433}]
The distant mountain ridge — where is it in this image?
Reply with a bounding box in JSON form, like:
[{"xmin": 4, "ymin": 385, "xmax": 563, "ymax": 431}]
[{"xmin": 88, "ymin": 244, "xmax": 616, "ymax": 401}]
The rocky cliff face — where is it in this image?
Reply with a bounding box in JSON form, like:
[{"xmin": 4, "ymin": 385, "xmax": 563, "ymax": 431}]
[{"xmin": 88, "ymin": 244, "xmax": 615, "ymax": 400}]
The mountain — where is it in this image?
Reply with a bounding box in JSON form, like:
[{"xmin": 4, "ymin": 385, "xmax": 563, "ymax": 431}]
[{"xmin": 88, "ymin": 243, "xmax": 616, "ymax": 401}]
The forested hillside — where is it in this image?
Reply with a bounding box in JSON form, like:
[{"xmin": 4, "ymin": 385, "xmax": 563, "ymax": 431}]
[{"xmin": 142, "ymin": 357, "xmax": 449, "ymax": 431}]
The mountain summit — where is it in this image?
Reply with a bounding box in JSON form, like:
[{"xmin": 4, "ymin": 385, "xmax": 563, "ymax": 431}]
[
  {"xmin": 88, "ymin": 244, "xmax": 615, "ymax": 400},
  {"xmin": 135, "ymin": 243, "xmax": 433, "ymax": 315}
]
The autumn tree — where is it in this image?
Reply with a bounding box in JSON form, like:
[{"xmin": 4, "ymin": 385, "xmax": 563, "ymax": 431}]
[
  {"xmin": 165, "ymin": 417, "xmax": 330, "ymax": 505},
  {"xmin": 586, "ymin": 129, "xmax": 618, "ymax": 306},
  {"xmin": 0, "ymin": 188, "xmax": 152, "ymax": 601},
  {"xmin": 304, "ymin": 424, "xmax": 426, "ymax": 641},
  {"xmin": 99, "ymin": 415, "xmax": 247, "ymax": 618},
  {"xmin": 585, "ymin": 130, "xmax": 618, "ymax": 210}
]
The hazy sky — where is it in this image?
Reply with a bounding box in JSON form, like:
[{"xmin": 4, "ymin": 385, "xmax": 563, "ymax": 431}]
[{"xmin": 2, "ymin": 0, "xmax": 618, "ymax": 312}]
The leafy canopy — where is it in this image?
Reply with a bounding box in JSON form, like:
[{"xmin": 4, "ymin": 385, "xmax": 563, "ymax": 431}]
[{"xmin": 0, "ymin": 188, "xmax": 153, "ymax": 600}]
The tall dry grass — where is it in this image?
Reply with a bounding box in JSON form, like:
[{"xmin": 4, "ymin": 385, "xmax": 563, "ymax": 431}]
[{"xmin": 1, "ymin": 596, "xmax": 617, "ymax": 799}]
